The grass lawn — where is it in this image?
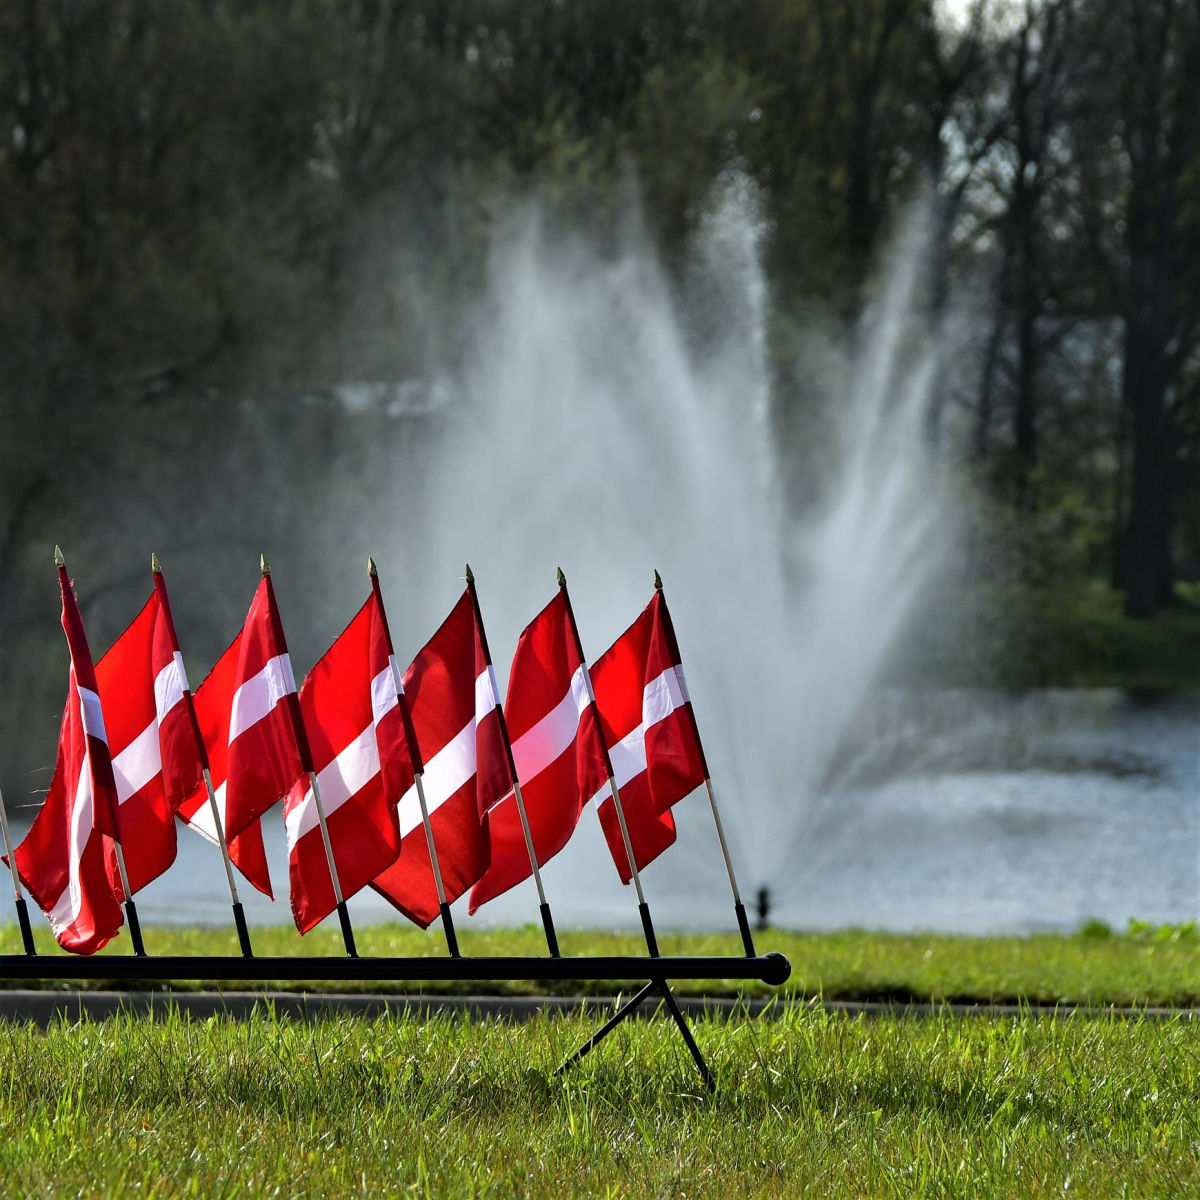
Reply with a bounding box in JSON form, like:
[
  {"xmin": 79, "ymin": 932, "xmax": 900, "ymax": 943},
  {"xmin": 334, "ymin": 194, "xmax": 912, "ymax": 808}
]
[
  {"xmin": 3, "ymin": 923, "xmax": 1200, "ymax": 1007},
  {"xmin": 0, "ymin": 1004, "xmax": 1195, "ymax": 1197}
]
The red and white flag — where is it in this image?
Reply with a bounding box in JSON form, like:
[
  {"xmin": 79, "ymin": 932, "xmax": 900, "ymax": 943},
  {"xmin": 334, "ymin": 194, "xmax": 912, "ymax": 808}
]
[
  {"xmin": 97, "ymin": 573, "xmax": 204, "ymax": 900},
  {"xmin": 371, "ymin": 590, "xmax": 511, "ymax": 927},
  {"xmin": 177, "ymin": 574, "xmax": 305, "ymax": 897},
  {"xmin": 469, "ymin": 590, "xmax": 608, "ymax": 912},
  {"xmin": 12, "ymin": 558, "xmax": 124, "ymax": 953},
  {"xmin": 283, "ymin": 591, "xmax": 409, "ymax": 933},
  {"xmin": 590, "ymin": 590, "xmax": 708, "ymax": 882}
]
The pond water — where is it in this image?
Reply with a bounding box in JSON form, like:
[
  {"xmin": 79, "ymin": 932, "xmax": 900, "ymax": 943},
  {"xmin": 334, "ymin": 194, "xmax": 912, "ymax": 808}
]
[{"xmin": 4, "ymin": 689, "xmax": 1197, "ymax": 938}]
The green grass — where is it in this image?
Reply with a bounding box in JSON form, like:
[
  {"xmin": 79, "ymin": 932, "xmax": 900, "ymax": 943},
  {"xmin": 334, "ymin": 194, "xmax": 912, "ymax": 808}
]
[
  {"xmin": 0, "ymin": 1005, "xmax": 1197, "ymax": 1196},
  {"xmin": 4, "ymin": 924, "xmax": 1200, "ymax": 1007}
]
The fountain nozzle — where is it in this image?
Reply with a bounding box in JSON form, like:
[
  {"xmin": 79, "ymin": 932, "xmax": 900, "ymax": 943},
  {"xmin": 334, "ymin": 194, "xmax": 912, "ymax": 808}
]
[{"xmin": 755, "ymin": 886, "xmax": 771, "ymax": 931}]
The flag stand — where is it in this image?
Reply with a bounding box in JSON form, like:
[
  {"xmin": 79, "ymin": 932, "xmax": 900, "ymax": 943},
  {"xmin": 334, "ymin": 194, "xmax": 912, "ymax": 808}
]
[
  {"xmin": 654, "ymin": 571, "xmax": 756, "ymax": 958},
  {"xmin": 0, "ymin": 942, "xmax": 789, "ymax": 1092},
  {"xmin": 112, "ymin": 841, "xmax": 147, "ymax": 957},
  {"xmin": 0, "ymin": 782, "xmax": 36, "ymax": 955},
  {"xmin": 466, "ymin": 564, "xmax": 560, "ymax": 958},
  {"xmin": 56, "ymin": 549, "xmax": 147, "ymax": 960},
  {"xmin": 200, "ymin": 767, "xmax": 254, "ymax": 957},
  {"xmin": 264, "ymin": 556, "xmax": 358, "ymax": 959},
  {"xmin": 308, "ymin": 770, "xmax": 359, "ymax": 958},
  {"xmin": 153, "ymin": 555, "xmax": 254, "ymax": 958},
  {"xmin": 558, "ymin": 569, "xmax": 718, "ymax": 1085},
  {"xmin": 369, "ymin": 559, "xmax": 460, "ymax": 958}
]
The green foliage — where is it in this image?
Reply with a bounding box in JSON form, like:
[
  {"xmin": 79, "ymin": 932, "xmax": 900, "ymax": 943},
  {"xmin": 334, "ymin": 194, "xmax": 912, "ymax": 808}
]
[{"xmin": 0, "ymin": 1006, "xmax": 1198, "ymax": 1196}]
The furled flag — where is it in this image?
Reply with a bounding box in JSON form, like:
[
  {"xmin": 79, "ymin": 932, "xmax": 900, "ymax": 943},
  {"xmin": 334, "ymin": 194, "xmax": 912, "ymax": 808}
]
[
  {"xmin": 97, "ymin": 571, "xmax": 204, "ymax": 899},
  {"xmin": 371, "ymin": 590, "xmax": 511, "ymax": 927},
  {"xmin": 590, "ymin": 588, "xmax": 709, "ymax": 882},
  {"xmin": 177, "ymin": 571, "xmax": 304, "ymax": 897},
  {"xmin": 12, "ymin": 555, "xmax": 124, "ymax": 953},
  {"xmin": 469, "ymin": 589, "xmax": 608, "ymax": 912},
  {"xmin": 283, "ymin": 591, "xmax": 409, "ymax": 933}
]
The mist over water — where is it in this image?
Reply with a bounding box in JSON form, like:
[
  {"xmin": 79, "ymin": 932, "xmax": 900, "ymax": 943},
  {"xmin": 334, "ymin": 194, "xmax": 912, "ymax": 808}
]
[{"xmin": 388, "ymin": 172, "xmax": 954, "ymax": 924}]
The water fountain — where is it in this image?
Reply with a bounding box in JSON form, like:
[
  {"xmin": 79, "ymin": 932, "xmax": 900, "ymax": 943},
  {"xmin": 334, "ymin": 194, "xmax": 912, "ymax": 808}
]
[{"xmin": 387, "ymin": 171, "xmax": 954, "ymax": 929}]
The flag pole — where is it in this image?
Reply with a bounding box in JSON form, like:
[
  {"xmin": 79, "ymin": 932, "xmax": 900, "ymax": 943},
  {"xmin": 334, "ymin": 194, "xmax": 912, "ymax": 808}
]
[
  {"xmin": 558, "ymin": 568, "xmax": 660, "ymax": 958},
  {"xmin": 0, "ymin": 782, "xmax": 36, "ymax": 955},
  {"xmin": 654, "ymin": 570, "xmax": 756, "ymax": 957},
  {"xmin": 368, "ymin": 558, "xmax": 460, "ymax": 958},
  {"xmin": 152, "ymin": 553, "xmax": 253, "ymax": 958},
  {"xmin": 262, "ymin": 555, "xmax": 357, "ymax": 958},
  {"xmin": 56, "ymin": 545, "xmax": 147, "ymax": 957},
  {"xmin": 466, "ymin": 564, "xmax": 560, "ymax": 958}
]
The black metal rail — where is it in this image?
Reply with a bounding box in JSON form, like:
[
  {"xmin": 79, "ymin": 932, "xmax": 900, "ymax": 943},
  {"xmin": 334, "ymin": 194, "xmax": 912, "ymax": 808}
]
[{"xmin": 0, "ymin": 952, "xmax": 790, "ymax": 986}]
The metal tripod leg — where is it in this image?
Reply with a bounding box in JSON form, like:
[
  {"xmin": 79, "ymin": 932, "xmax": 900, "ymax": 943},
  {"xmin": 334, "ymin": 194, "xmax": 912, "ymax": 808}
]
[
  {"xmin": 655, "ymin": 980, "xmax": 715, "ymax": 1092},
  {"xmin": 554, "ymin": 980, "xmax": 715, "ymax": 1092},
  {"xmin": 553, "ymin": 982, "xmax": 657, "ymax": 1078}
]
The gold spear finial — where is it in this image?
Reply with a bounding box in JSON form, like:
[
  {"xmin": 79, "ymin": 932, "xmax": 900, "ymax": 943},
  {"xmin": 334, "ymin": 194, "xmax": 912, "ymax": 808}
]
[
  {"xmin": 464, "ymin": 562, "xmax": 474, "ymax": 585},
  {"xmin": 367, "ymin": 556, "xmax": 377, "ymax": 578},
  {"xmin": 152, "ymin": 552, "xmax": 162, "ymax": 575},
  {"xmin": 653, "ymin": 568, "xmax": 663, "ymax": 591},
  {"xmin": 53, "ymin": 544, "xmax": 64, "ymax": 567},
  {"xmin": 260, "ymin": 553, "xmax": 270, "ymax": 576},
  {"xmin": 556, "ymin": 566, "xmax": 566, "ymax": 588}
]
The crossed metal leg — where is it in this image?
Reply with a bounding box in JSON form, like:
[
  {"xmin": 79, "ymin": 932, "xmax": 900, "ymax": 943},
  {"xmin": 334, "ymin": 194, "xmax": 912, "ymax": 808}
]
[{"xmin": 554, "ymin": 980, "xmax": 715, "ymax": 1092}]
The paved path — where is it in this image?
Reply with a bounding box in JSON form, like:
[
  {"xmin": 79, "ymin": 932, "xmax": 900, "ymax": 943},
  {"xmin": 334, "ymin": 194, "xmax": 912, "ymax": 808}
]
[{"xmin": 0, "ymin": 990, "xmax": 1195, "ymax": 1028}]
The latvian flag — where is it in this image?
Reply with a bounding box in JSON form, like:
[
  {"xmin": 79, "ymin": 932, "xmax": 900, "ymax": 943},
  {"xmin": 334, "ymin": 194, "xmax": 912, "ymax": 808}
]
[
  {"xmin": 177, "ymin": 575, "xmax": 305, "ymax": 898},
  {"xmin": 13, "ymin": 559, "xmax": 124, "ymax": 953},
  {"xmin": 590, "ymin": 589, "xmax": 708, "ymax": 882},
  {"xmin": 371, "ymin": 590, "xmax": 511, "ymax": 927},
  {"xmin": 469, "ymin": 590, "xmax": 608, "ymax": 912},
  {"xmin": 97, "ymin": 570, "xmax": 204, "ymax": 900},
  {"xmin": 283, "ymin": 592, "xmax": 408, "ymax": 933}
]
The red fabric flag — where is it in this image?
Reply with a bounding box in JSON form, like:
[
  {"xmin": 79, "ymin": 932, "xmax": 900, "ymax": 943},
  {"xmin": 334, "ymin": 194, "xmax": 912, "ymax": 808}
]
[
  {"xmin": 12, "ymin": 562, "xmax": 124, "ymax": 953},
  {"xmin": 283, "ymin": 593, "xmax": 409, "ymax": 933},
  {"xmin": 97, "ymin": 581, "xmax": 204, "ymax": 900},
  {"xmin": 371, "ymin": 590, "xmax": 511, "ymax": 927},
  {"xmin": 469, "ymin": 590, "xmax": 608, "ymax": 912},
  {"xmin": 591, "ymin": 590, "xmax": 709, "ymax": 882},
  {"xmin": 176, "ymin": 575, "xmax": 305, "ymax": 898}
]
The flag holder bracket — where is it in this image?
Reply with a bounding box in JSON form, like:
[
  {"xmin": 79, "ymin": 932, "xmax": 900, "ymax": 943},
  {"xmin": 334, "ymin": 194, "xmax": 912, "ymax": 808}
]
[
  {"xmin": 0, "ymin": 951, "xmax": 789, "ymax": 1089},
  {"xmin": 553, "ymin": 978, "xmax": 715, "ymax": 1089}
]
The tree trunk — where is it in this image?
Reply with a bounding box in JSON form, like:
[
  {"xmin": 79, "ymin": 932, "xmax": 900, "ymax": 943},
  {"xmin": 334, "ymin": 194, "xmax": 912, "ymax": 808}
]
[{"xmin": 1119, "ymin": 328, "xmax": 1174, "ymax": 617}]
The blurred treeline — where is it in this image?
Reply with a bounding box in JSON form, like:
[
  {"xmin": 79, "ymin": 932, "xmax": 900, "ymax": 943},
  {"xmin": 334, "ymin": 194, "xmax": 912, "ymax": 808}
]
[{"xmin": 1, "ymin": 0, "xmax": 1199, "ymax": 791}]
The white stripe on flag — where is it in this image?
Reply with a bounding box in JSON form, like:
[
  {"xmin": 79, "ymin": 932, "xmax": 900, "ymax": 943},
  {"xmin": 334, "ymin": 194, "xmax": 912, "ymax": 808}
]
[
  {"xmin": 371, "ymin": 661, "xmax": 398, "ymax": 729},
  {"xmin": 285, "ymin": 725, "xmax": 381, "ymax": 852},
  {"xmin": 228, "ymin": 654, "xmax": 296, "ymax": 743},
  {"xmin": 184, "ymin": 780, "xmax": 225, "ymax": 846},
  {"xmin": 154, "ymin": 652, "xmax": 188, "ymax": 724},
  {"xmin": 48, "ymin": 752, "xmax": 96, "ymax": 936},
  {"xmin": 77, "ymin": 685, "xmax": 109, "ymax": 746},
  {"xmin": 111, "ymin": 721, "xmax": 162, "ymax": 804},
  {"xmin": 587, "ymin": 666, "xmax": 685, "ymax": 809},
  {"xmin": 511, "ymin": 665, "xmax": 589, "ymax": 785},
  {"xmin": 397, "ymin": 718, "xmax": 475, "ymax": 839},
  {"xmin": 475, "ymin": 664, "xmax": 500, "ymax": 719},
  {"xmin": 642, "ymin": 664, "xmax": 688, "ymax": 729}
]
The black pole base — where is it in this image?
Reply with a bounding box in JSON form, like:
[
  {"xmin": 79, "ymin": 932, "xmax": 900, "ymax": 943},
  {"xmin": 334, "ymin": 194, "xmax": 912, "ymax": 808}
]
[
  {"xmin": 125, "ymin": 899, "xmax": 146, "ymax": 957},
  {"xmin": 553, "ymin": 982, "xmax": 656, "ymax": 1078},
  {"xmin": 232, "ymin": 902, "xmax": 253, "ymax": 958},
  {"xmin": 336, "ymin": 901, "xmax": 358, "ymax": 958},
  {"xmin": 539, "ymin": 902, "xmax": 560, "ymax": 957},
  {"xmin": 638, "ymin": 902, "xmax": 659, "ymax": 958},
  {"xmin": 555, "ymin": 979, "xmax": 714, "ymax": 1092},
  {"xmin": 734, "ymin": 901, "xmax": 756, "ymax": 958},
  {"xmin": 440, "ymin": 902, "xmax": 460, "ymax": 958},
  {"xmin": 14, "ymin": 896, "xmax": 35, "ymax": 956}
]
